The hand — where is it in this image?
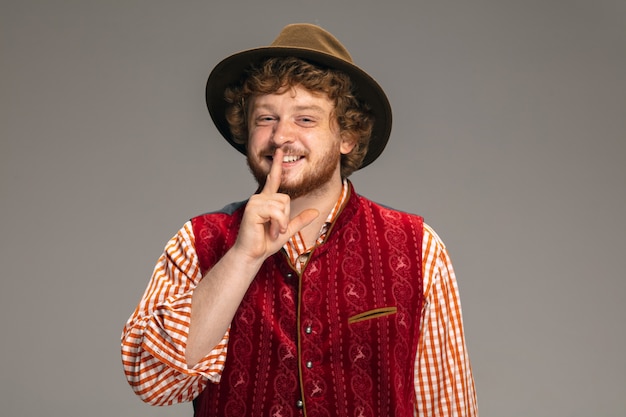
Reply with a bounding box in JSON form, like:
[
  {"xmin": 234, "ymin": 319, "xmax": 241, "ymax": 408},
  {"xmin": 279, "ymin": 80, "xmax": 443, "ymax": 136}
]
[{"xmin": 233, "ymin": 149, "xmax": 319, "ymax": 262}]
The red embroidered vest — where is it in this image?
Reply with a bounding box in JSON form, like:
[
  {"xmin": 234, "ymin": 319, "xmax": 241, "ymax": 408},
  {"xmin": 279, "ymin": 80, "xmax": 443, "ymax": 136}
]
[{"xmin": 191, "ymin": 185, "xmax": 423, "ymax": 417}]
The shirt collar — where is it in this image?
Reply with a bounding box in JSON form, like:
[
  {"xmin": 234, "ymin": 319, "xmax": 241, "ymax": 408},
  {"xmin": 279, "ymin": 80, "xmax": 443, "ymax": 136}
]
[{"xmin": 283, "ymin": 179, "xmax": 349, "ymax": 267}]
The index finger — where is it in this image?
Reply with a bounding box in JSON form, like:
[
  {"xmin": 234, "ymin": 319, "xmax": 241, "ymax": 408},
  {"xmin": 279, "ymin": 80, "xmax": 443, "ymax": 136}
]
[{"xmin": 262, "ymin": 148, "xmax": 283, "ymax": 194}]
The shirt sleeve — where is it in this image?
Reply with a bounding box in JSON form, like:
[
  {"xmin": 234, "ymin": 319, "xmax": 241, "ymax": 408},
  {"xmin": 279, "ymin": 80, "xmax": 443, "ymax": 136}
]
[
  {"xmin": 414, "ymin": 224, "xmax": 478, "ymax": 416},
  {"xmin": 121, "ymin": 221, "xmax": 229, "ymax": 406}
]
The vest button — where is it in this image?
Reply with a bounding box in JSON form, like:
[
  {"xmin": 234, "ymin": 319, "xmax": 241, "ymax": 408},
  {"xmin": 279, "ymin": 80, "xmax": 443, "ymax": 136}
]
[
  {"xmin": 296, "ymin": 399, "xmax": 304, "ymax": 409},
  {"xmin": 285, "ymin": 272, "xmax": 294, "ymax": 279},
  {"xmin": 306, "ymin": 361, "xmax": 313, "ymax": 369},
  {"xmin": 305, "ymin": 325, "xmax": 312, "ymax": 334}
]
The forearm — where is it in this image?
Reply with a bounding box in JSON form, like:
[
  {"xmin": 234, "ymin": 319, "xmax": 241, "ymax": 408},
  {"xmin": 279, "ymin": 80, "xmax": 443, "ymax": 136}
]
[{"xmin": 186, "ymin": 246, "xmax": 265, "ymax": 366}]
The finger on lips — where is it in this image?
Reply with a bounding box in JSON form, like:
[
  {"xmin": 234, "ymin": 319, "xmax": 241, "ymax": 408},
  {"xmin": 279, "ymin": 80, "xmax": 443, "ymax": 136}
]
[
  {"xmin": 263, "ymin": 148, "xmax": 283, "ymax": 195},
  {"xmin": 258, "ymin": 148, "xmax": 289, "ymax": 240}
]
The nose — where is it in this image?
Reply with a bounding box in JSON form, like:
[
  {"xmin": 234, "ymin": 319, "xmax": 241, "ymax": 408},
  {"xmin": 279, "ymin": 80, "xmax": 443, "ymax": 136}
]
[{"xmin": 270, "ymin": 119, "xmax": 294, "ymax": 147}]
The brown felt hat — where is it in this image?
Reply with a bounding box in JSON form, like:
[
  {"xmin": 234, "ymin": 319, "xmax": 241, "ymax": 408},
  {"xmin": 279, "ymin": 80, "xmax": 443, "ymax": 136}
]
[{"xmin": 205, "ymin": 23, "xmax": 392, "ymax": 169}]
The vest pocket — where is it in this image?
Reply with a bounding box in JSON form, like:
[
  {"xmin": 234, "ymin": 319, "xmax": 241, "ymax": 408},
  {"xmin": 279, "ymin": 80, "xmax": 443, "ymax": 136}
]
[{"xmin": 348, "ymin": 306, "xmax": 398, "ymax": 324}]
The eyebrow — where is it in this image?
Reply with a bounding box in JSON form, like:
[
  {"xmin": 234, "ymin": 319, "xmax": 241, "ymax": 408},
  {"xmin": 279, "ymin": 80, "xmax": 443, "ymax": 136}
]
[
  {"xmin": 252, "ymin": 104, "xmax": 327, "ymax": 114},
  {"xmin": 293, "ymin": 104, "xmax": 326, "ymax": 113}
]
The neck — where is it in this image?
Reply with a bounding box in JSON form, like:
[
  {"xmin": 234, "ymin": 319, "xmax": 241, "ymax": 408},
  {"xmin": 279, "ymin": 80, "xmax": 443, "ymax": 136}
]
[{"xmin": 289, "ymin": 176, "xmax": 344, "ymax": 246}]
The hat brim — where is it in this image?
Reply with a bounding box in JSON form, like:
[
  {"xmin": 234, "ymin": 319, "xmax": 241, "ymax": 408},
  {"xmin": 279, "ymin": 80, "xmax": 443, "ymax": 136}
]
[{"xmin": 205, "ymin": 46, "xmax": 392, "ymax": 169}]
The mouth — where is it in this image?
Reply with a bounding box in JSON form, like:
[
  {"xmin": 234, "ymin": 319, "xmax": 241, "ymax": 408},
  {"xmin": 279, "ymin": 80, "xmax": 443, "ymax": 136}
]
[
  {"xmin": 282, "ymin": 154, "xmax": 303, "ymax": 163},
  {"xmin": 267, "ymin": 154, "xmax": 305, "ymax": 164}
]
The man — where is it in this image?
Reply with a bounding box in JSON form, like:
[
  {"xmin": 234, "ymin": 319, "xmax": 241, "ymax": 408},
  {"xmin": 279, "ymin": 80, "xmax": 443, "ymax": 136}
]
[{"xmin": 122, "ymin": 23, "xmax": 478, "ymax": 416}]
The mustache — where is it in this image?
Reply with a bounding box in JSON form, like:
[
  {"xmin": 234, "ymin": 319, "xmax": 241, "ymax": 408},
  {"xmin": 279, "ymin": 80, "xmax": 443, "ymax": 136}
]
[{"xmin": 258, "ymin": 145, "xmax": 308, "ymax": 157}]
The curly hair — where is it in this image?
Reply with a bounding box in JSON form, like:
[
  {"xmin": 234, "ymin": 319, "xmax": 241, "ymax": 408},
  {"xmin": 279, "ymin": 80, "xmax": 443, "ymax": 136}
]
[{"xmin": 223, "ymin": 57, "xmax": 374, "ymax": 178}]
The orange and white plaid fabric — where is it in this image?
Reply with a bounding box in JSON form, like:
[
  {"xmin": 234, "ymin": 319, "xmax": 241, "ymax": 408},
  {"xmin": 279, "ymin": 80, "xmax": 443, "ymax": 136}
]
[{"xmin": 121, "ymin": 181, "xmax": 478, "ymax": 416}]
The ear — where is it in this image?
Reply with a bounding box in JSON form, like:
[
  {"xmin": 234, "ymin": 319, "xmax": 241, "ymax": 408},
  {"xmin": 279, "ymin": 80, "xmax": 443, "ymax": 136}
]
[{"xmin": 340, "ymin": 132, "xmax": 357, "ymax": 155}]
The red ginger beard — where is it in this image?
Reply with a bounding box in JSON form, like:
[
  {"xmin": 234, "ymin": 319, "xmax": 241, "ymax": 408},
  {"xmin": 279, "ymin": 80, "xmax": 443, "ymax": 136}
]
[{"xmin": 247, "ymin": 144, "xmax": 342, "ymax": 200}]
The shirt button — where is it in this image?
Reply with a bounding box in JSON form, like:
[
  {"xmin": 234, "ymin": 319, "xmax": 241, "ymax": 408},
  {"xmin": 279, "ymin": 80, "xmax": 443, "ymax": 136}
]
[
  {"xmin": 296, "ymin": 400, "xmax": 304, "ymax": 409},
  {"xmin": 306, "ymin": 361, "xmax": 313, "ymax": 369}
]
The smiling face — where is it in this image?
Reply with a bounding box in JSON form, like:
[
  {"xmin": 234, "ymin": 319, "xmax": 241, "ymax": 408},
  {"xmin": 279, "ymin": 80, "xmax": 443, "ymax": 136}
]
[{"xmin": 246, "ymin": 85, "xmax": 356, "ymax": 199}]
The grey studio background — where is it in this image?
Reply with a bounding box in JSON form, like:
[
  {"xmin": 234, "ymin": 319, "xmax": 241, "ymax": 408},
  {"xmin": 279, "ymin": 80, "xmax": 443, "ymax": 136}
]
[{"xmin": 1, "ymin": 1, "xmax": 625, "ymax": 416}]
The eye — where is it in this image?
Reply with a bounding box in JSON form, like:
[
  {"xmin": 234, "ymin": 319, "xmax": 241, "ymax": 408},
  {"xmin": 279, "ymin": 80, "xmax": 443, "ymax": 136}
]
[
  {"xmin": 297, "ymin": 116, "xmax": 317, "ymax": 125},
  {"xmin": 255, "ymin": 115, "xmax": 276, "ymax": 125}
]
